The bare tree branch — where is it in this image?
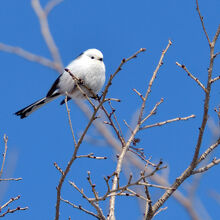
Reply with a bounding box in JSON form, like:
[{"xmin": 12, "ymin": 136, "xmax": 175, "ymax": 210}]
[
  {"xmin": 31, "ymin": 0, "xmax": 63, "ymax": 73},
  {"xmin": 147, "ymin": 1, "xmax": 220, "ymax": 217},
  {"xmin": 55, "ymin": 48, "xmax": 145, "ymax": 220},
  {"xmin": 176, "ymin": 62, "xmax": 207, "ymax": 92},
  {"xmin": 211, "ymin": 75, "xmax": 220, "ymax": 83},
  {"xmin": 108, "ymin": 41, "xmax": 172, "ymax": 220},
  {"xmin": 44, "ymin": 0, "xmax": 64, "ymax": 16},
  {"xmin": 0, "ymin": 43, "xmax": 59, "ymax": 71},
  {"xmin": 140, "ymin": 115, "xmax": 196, "ymax": 130},
  {"xmin": 0, "ymin": 195, "xmax": 28, "ymax": 217},
  {"xmin": 196, "ymin": 0, "xmax": 211, "ymax": 45},
  {"xmin": 192, "ymin": 158, "xmax": 220, "ymax": 174},
  {"xmin": 0, "ymin": 135, "xmax": 8, "ymax": 178},
  {"xmin": 61, "ymin": 197, "xmax": 100, "ymax": 219}
]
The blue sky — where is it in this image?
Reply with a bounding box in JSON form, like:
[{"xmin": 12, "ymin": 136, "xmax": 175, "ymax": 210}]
[{"xmin": 0, "ymin": 0, "xmax": 220, "ymax": 219}]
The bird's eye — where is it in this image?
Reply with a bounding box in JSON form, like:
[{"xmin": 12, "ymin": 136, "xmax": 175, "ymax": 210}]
[
  {"xmin": 99, "ymin": 58, "xmax": 103, "ymax": 61},
  {"xmin": 91, "ymin": 56, "xmax": 95, "ymax": 59}
]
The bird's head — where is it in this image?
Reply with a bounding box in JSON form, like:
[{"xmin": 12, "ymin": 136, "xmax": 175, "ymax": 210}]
[{"xmin": 83, "ymin": 49, "xmax": 104, "ymax": 62}]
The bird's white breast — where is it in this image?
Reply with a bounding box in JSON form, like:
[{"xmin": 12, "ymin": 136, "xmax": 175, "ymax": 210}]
[{"xmin": 58, "ymin": 55, "xmax": 105, "ymax": 98}]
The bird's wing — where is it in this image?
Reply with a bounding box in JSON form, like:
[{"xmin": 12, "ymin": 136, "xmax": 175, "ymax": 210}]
[{"xmin": 46, "ymin": 75, "xmax": 61, "ymax": 97}]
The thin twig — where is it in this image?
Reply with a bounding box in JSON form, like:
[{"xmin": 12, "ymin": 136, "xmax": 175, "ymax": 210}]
[
  {"xmin": 108, "ymin": 101, "xmax": 124, "ymax": 140},
  {"xmin": 64, "ymin": 69, "xmax": 96, "ymax": 109},
  {"xmin": 0, "ymin": 135, "xmax": 8, "ymax": 178},
  {"xmin": 0, "ymin": 207, "xmax": 28, "ymax": 217},
  {"xmin": 192, "ymin": 158, "xmax": 220, "ymax": 174},
  {"xmin": 0, "ymin": 43, "xmax": 59, "ymax": 71},
  {"xmin": 55, "ymin": 49, "xmax": 145, "ymax": 220},
  {"xmin": 211, "ymin": 75, "xmax": 220, "ymax": 83},
  {"xmin": 149, "ymin": 2, "xmax": 220, "ymax": 217},
  {"xmin": 69, "ymin": 181, "xmax": 105, "ymax": 219},
  {"xmin": 64, "ymin": 95, "xmax": 77, "ymax": 147},
  {"xmin": 107, "ymin": 42, "xmax": 170, "ymax": 220},
  {"xmin": 31, "ymin": 0, "xmax": 63, "ymax": 73},
  {"xmin": 0, "ymin": 178, "xmax": 22, "ymax": 182},
  {"xmin": 54, "ymin": 162, "xmax": 64, "ymax": 175},
  {"xmin": 154, "ymin": 207, "xmax": 168, "ymax": 217},
  {"xmin": 44, "ymin": 0, "xmax": 64, "ymax": 16},
  {"xmin": 0, "ymin": 195, "xmax": 21, "ymax": 210},
  {"xmin": 141, "ymin": 98, "xmax": 164, "ymax": 125},
  {"xmin": 133, "ymin": 88, "xmax": 144, "ymax": 101},
  {"xmin": 61, "ymin": 198, "xmax": 100, "ymax": 219},
  {"xmin": 74, "ymin": 52, "xmax": 200, "ymax": 220},
  {"xmin": 141, "ymin": 115, "xmax": 196, "ymax": 130},
  {"xmin": 87, "ymin": 171, "xmax": 99, "ymax": 201},
  {"xmin": 195, "ymin": 0, "xmax": 211, "ymax": 45},
  {"xmin": 76, "ymin": 153, "xmax": 107, "ymax": 160},
  {"xmin": 197, "ymin": 138, "xmax": 220, "ymax": 164},
  {"xmin": 176, "ymin": 62, "xmax": 207, "ymax": 92}
]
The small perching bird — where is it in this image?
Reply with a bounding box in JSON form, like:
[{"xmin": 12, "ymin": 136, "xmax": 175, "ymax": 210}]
[{"xmin": 15, "ymin": 49, "xmax": 106, "ymax": 119}]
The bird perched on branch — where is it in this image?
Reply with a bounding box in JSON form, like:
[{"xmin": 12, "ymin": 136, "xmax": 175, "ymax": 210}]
[{"xmin": 15, "ymin": 48, "xmax": 106, "ymax": 119}]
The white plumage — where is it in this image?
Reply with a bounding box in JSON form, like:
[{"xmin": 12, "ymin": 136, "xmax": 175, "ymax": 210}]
[{"xmin": 15, "ymin": 49, "xmax": 106, "ymax": 119}]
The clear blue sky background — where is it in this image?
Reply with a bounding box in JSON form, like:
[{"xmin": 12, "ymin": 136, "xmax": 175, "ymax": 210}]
[{"xmin": 0, "ymin": 0, "xmax": 220, "ymax": 219}]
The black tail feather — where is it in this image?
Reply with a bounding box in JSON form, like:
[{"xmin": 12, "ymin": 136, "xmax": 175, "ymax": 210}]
[{"xmin": 15, "ymin": 93, "xmax": 60, "ymax": 119}]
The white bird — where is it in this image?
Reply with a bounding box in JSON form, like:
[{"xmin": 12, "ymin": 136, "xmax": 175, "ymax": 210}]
[{"xmin": 15, "ymin": 48, "xmax": 106, "ymax": 119}]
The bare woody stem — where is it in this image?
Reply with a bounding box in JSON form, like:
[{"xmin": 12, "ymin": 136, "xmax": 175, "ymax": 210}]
[
  {"xmin": 55, "ymin": 48, "xmax": 145, "ymax": 220},
  {"xmin": 0, "ymin": 135, "xmax": 8, "ymax": 178},
  {"xmin": 31, "ymin": 0, "xmax": 63, "ymax": 73},
  {"xmin": 107, "ymin": 41, "xmax": 171, "ymax": 220},
  {"xmin": 148, "ymin": 3, "xmax": 220, "ymax": 218}
]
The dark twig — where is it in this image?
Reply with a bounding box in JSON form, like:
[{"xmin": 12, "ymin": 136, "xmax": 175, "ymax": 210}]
[
  {"xmin": 195, "ymin": 0, "xmax": 211, "ymax": 45},
  {"xmin": 61, "ymin": 198, "xmax": 100, "ymax": 219}
]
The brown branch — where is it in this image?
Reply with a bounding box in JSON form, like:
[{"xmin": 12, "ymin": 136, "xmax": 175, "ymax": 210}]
[
  {"xmin": 140, "ymin": 115, "xmax": 196, "ymax": 130},
  {"xmin": 0, "ymin": 195, "xmax": 28, "ymax": 217},
  {"xmin": 108, "ymin": 101, "xmax": 124, "ymax": 141},
  {"xmin": 138, "ymin": 40, "xmax": 172, "ymax": 124},
  {"xmin": 55, "ymin": 101, "xmax": 104, "ymax": 220},
  {"xmin": 214, "ymin": 51, "xmax": 220, "ymax": 58},
  {"xmin": 64, "ymin": 69, "xmax": 96, "ymax": 109},
  {"xmin": 69, "ymin": 181, "xmax": 105, "ymax": 220},
  {"xmin": 0, "ymin": 43, "xmax": 59, "ymax": 71},
  {"xmin": 87, "ymin": 171, "xmax": 99, "ymax": 201},
  {"xmin": 76, "ymin": 95, "xmax": 200, "ymax": 220},
  {"xmin": 197, "ymin": 138, "xmax": 220, "ymax": 164},
  {"xmin": 141, "ymin": 98, "xmax": 164, "ymax": 125},
  {"xmin": 143, "ymin": 179, "xmax": 153, "ymax": 218},
  {"xmin": 31, "ymin": 0, "xmax": 63, "ymax": 73},
  {"xmin": 133, "ymin": 88, "xmax": 144, "ymax": 101},
  {"xmin": 214, "ymin": 107, "xmax": 220, "ymax": 124},
  {"xmin": 195, "ymin": 0, "xmax": 211, "ymax": 45},
  {"xmin": 55, "ymin": 49, "xmax": 145, "ymax": 220},
  {"xmin": 54, "ymin": 162, "xmax": 64, "ymax": 175},
  {"xmin": 0, "ymin": 195, "xmax": 21, "ymax": 210},
  {"xmin": 0, "ymin": 135, "xmax": 8, "ymax": 178},
  {"xmin": 192, "ymin": 158, "xmax": 220, "ymax": 174},
  {"xmin": 211, "ymin": 75, "xmax": 220, "ymax": 83},
  {"xmin": 176, "ymin": 62, "xmax": 207, "ymax": 92},
  {"xmin": 61, "ymin": 198, "xmax": 100, "ymax": 219},
  {"xmin": 0, "ymin": 207, "xmax": 28, "ymax": 217},
  {"xmin": 64, "ymin": 95, "xmax": 77, "ymax": 147},
  {"xmin": 148, "ymin": 2, "xmax": 220, "ymax": 217},
  {"xmin": 213, "ymin": 24, "xmax": 220, "ymax": 44},
  {"xmin": 108, "ymin": 41, "xmax": 171, "ymax": 220},
  {"xmin": 89, "ymin": 167, "xmax": 169, "ymax": 203}
]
